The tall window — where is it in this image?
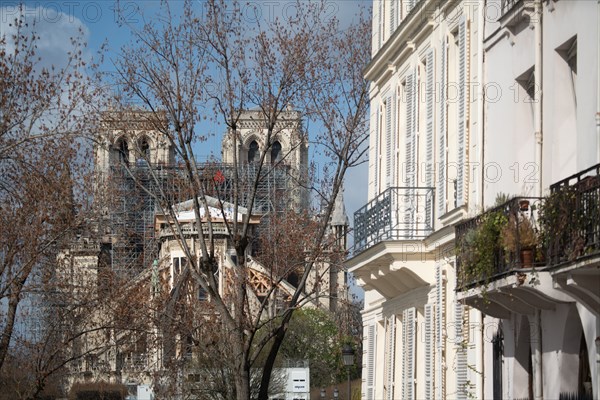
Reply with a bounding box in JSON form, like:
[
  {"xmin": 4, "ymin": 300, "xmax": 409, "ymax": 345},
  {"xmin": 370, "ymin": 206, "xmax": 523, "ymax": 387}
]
[
  {"xmin": 173, "ymin": 256, "xmax": 187, "ymax": 277},
  {"xmin": 248, "ymin": 140, "xmax": 259, "ymax": 163},
  {"xmin": 271, "ymin": 141, "xmax": 282, "ymax": 164},
  {"xmin": 115, "ymin": 138, "xmax": 129, "ymax": 165},
  {"xmin": 138, "ymin": 136, "xmax": 150, "ymax": 161}
]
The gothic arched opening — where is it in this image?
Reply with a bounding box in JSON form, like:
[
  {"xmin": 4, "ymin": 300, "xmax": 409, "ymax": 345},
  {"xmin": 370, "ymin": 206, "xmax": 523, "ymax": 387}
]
[
  {"xmin": 271, "ymin": 141, "xmax": 282, "ymax": 164},
  {"xmin": 248, "ymin": 140, "xmax": 259, "ymax": 163},
  {"xmin": 115, "ymin": 137, "xmax": 129, "ymax": 165},
  {"xmin": 138, "ymin": 136, "xmax": 150, "ymax": 161}
]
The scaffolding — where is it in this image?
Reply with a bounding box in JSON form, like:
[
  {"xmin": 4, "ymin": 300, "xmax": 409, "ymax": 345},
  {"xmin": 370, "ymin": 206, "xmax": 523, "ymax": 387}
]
[{"xmin": 100, "ymin": 162, "xmax": 306, "ymax": 278}]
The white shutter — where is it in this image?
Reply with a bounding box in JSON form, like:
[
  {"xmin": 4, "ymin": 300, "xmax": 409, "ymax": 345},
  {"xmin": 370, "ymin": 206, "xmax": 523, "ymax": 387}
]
[
  {"xmin": 366, "ymin": 324, "xmax": 376, "ymax": 400},
  {"xmin": 392, "ymin": 94, "xmax": 397, "ymax": 186},
  {"xmin": 390, "ymin": 0, "xmax": 396, "ymax": 34},
  {"xmin": 405, "ymin": 71, "xmax": 417, "ymax": 237},
  {"xmin": 424, "ymin": 304, "xmax": 435, "ymax": 399},
  {"xmin": 455, "ymin": 301, "xmax": 468, "ymax": 400},
  {"xmin": 456, "ymin": 18, "xmax": 469, "ymax": 207},
  {"xmin": 407, "ymin": 0, "xmax": 416, "ymax": 14},
  {"xmin": 378, "ymin": 0, "xmax": 383, "ymax": 50},
  {"xmin": 374, "ymin": 107, "xmax": 379, "ymax": 194},
  {"xmin": 385, "ymin": 316, "xmax": 396, "ymax": 400},
  {"xmin": 385, "ymin": 96, "xmax": 393, "ymax": 188},
  {"xmin": 425, "ymin": 48, "xmax": 435, "ymax": 230},
  {"xmin": 435, "ymin": 264, "xmax": 446, "ymax": 399},
  {"xmin": 438, "ymin": 36, "xmax": 447, "ymax": 216},
  {"xmin": 406, "ymin": 72, "xmax": 416, "ymax": 188},
  {"xmin": 402, "ymin": 307, "xmax": 416, "ymax": 400}
]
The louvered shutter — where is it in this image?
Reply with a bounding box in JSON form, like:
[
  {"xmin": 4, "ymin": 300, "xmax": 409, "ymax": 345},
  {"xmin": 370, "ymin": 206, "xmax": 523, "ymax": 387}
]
[
  {"xmin": 405, "ymin": 71, "xmax": 417, "ymax": 237},
  {"xmin": 456, "ymin": 18, "xmax": 469, "ymax": 207},
  {"xmin": 407, "ymin": 0, "xmax": 416, "ymax": 14},
  {"xmin": 385, "ymin": 316, "xmax": 396, "ymax": 400},
  {"xmin": 366, "ymin": 324, "xmax": 376, "ymax": 400},
  {"xmin": 374, "ymin": 107, "xmax": 379, "ymax": 194},
  {"xmin": 424, "ymin": 304, "xmax": 435, "ymax": 399},
  {"xmin": 438, "ymin": 37, "xmax": 447, "ymax": 216},
  {"xmin": 406, "ymin": 72, "xmax": 416, "ymax": 188},
  {"xmin": 425, "ymin": 48, "xmax": 435, "ymax": 231},
  {"xmin": 385, "ymin": 96, "xmax": 393, "ymax": 188},
  {"xmin": 390, "ymin": 0, "xmax": 396, "ymax": 34},
  {"xmin": 435, "ymin": 264, "xmax": 446, "ymax": 399},
  {"xmin": 378, "ymin": 0, "xmax": 383, "ymax": 49},
  {"xmin": 402, "ymin": 307, "xmax": 416, "ymax": 400},
  {"xmin": 455, "ymin": 301, "xmax": 468, "ymax": 400}
]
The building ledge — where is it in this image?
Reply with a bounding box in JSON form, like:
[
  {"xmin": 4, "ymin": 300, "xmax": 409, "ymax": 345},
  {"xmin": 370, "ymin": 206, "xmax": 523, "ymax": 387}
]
[
  {"xmin": 349, "ymin": 240, "xmax": 435, "ymax": 299},
  {"xmin": 457, "ymin": 269, "xmax": 573, "ymax": 319}
]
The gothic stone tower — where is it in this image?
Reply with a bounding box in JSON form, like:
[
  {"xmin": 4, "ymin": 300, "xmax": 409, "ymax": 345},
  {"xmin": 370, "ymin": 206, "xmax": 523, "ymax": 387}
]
[{"xmin": 221, "ymin": 109, "xmax": 309, "ymax": 212}]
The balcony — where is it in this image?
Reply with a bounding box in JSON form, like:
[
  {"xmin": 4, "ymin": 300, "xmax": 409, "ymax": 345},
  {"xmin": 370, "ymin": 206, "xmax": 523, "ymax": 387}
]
[
  {"xmin": 545, "ymin": 163, "xmax": 600, "ymax": 266},
  {"xmin": 455, "ymin": 196, "xmax": 544, "ymax": 290},
  {"xmin": 456, "ymin": 163, "xmax": 600, "ymax": 291},
  {"xmin": 352, "ymin": 187, "xmax": 434, "ymax": 255}
]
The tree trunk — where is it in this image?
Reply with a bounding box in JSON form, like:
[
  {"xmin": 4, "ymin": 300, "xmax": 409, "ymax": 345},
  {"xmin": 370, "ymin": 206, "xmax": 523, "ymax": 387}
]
[
  {"xmin": 0, "ymin": 287, "xmax": 23, "ymax": 369},
  {"xmin": 235, "ymin": 360, "xmax": 251, "ymax": 400}
]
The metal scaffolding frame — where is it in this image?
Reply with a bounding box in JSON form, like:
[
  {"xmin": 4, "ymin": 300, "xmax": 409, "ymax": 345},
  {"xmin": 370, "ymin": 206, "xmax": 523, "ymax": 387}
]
[{"xmin": 100, "ymin": 162, "xmax": 307, "ymax": 278}]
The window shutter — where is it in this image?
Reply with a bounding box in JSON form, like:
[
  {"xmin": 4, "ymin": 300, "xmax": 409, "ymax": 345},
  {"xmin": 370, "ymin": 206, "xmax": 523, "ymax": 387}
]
[
  {"xmin": 405, "ymin": 71, "xmax": 417, "ymax": 237},
  {"xmin": 457, "ymin": 18, "xmax": 469, "ymax": 207},
  {"xmin": 378, "ymin": 0, "xmax": 383, "ymax": 49},
  {"xmin": 455, "ymin": 301, "xmax": 468, "ymax": 400},
  {"xmin": 438, "ymin": 37, "xmax": 447, "ymax": 216},
  {"xmin": 435, "ymin": 264, "xmax": 446, "ymax": 399},
  {"xmin": 424, "ymin": 304, "xmax": 435, "ymax": 399},
  {"xmin": 425, "ymin": 48, "xmax": 435, "ymax": 230},
  {"xmin": 385, "ymin": 96, "xmax": 393, "ymax": 188},
  {"xmin": 407, "ymin": 0, "xmax": 416, "ymax": 14},
  {"xmin": 366, "ymin": 324, "xmax": 376, "ymax": 400},
  {"xmin": 406, "ymin": 72, "xmax": 417, "ymax": 189},
  {"xmin": 385, "ymin": 316, "xmax": 396, "ymax": 400},
  {"xmin": 374, "ymin": 107, "xmax": 379, "ymax": 194},
  {"xmin": 390, "ymin": 0, "xmax": 396, "ymax": 34},
  {"xmin": 402, "ymin": 308, "xmax": 416, "ymax": 400}
]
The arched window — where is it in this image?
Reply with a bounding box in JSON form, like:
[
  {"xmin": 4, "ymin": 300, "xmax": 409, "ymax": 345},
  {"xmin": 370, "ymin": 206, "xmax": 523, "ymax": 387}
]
[
  {"xmin": 271, "ymin": 141, "xmax": 282, "ymax": 164},
  {"xmin": 248, "ymin": 140, "xmax": 259, "ymax": 163},
  {"xmin": 138, "ymin": 137, "xmax": 150, "ymax": 161},
  {"xmin": 115, "ymin": 138, "xmax": 129, "ymax": 165}
]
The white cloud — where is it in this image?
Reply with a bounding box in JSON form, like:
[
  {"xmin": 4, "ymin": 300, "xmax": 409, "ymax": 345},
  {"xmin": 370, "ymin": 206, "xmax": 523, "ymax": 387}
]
[{"xmin": 0, "ymin": 5, "xmax": 90, "ymax": 70}]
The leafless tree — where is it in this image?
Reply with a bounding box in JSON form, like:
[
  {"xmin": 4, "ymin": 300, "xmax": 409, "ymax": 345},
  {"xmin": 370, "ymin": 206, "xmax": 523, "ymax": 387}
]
[
  {"xmin": 110, "ymin": 1, "xmax": 371, "ymax": 398},
  {"xmin": 0, "ymin": 7, "xmax": 109, "ymax": 398}
]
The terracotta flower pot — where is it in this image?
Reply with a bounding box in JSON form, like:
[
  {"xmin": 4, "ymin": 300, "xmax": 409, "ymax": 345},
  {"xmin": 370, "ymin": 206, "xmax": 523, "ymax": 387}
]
[{"xmin": 520, "ymin": 249, "xmax": 534, "ymax": 268}]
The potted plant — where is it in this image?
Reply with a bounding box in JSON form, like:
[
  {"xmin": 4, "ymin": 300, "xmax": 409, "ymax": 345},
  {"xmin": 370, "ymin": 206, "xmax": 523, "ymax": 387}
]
[
  {"xmin": 459, "ymin": 210, "xmax": 508, "ymax": 285},
  {"xmin": 501, "ymin": 214, "xmax": 538, "ymax": 268}
]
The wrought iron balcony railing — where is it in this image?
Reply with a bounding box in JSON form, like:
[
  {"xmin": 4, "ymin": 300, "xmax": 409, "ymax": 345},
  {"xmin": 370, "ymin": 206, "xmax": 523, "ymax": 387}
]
[
  {"xmin": 456, "ymin": 163, "xmax": 600, "ymax": 290},
  {"xmin": 352, "ymin": 187, "xmax": 434, "ymax": 255},
  {"xmin": 545, "ymin": 163, "xmax": 600, "ymax": 265},
  {"xmin": 455, "ymin": 197, "xmax": 544, "ymax": 290},
  {"xmin": 501, "ymin": 0, "xmax": 525, "ymax": 17}
]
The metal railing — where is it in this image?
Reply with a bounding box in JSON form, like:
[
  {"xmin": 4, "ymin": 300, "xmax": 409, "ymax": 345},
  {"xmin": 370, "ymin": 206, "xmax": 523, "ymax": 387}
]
[
  {"xmin": 545, "ymin": 163, "xmax": 600, "ymax": 265},
  {"xmin": 456, "ymin": 163, "xmax": 600, "ymax": 290},
  {"xmin": 352, "ymin": 187, "xmax": 434, "ymax": 255},
  {"xmin": 501, "ymin": 0, "xmax": 523, "ymax": 17},
  {"xmin": 455, "ymin": 197, "xmax": 544, "ymax": 290}
]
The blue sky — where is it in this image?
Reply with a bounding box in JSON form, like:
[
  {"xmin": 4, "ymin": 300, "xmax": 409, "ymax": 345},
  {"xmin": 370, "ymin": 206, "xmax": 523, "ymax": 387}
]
[{"xmin": 1, "ymin": 0, "xmax": 370, "ymax": 240}]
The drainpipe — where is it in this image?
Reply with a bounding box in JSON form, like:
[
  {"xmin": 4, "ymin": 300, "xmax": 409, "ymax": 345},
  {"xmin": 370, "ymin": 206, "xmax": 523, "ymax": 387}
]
[
  {"xmin": 595, "ymin": 320, "xmax": 600, "ymax": 400},
  {"xmin": 597, "ymin": 0, "xmax": 600, "ymax": 163},
  {"xmin": 478, "ymin": 0, "xmax": 486, "ymax": 211},
  {"xmin": 532, "ymin": 6, "xmax": 544, "ymax": 396},
  {"xmin": 534, "ymin": 0, "xmax": 543, "ymax": 198},
  {"xmin": 533, "ymin": 309, "xmax": 543, "ymax": 400}
]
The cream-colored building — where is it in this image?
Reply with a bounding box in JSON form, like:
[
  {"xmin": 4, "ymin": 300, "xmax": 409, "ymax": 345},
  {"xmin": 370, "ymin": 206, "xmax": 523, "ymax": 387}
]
[
  {"xmin": 350, "ymin": 0, "xmax": 599, "ymax": 399},
  {"xmin": 348, "ymin": 1, "xmax": 485, "ymax": 398},
  {"xmin": 456, "ymin": 1, "xmax": 600, "ymax": 399}
]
